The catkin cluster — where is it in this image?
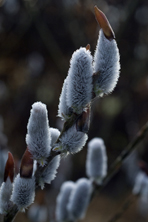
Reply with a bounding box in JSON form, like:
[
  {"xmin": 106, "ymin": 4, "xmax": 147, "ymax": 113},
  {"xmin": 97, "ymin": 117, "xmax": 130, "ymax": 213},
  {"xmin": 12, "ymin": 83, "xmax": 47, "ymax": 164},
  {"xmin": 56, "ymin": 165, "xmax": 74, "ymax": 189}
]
[
  {"xmin": 0, "ymin": 6, "xmax": 120, "ymax": 221},
  {"xmin": 56, "ymin": 137, "xmax": 108, "ymax": 222}
]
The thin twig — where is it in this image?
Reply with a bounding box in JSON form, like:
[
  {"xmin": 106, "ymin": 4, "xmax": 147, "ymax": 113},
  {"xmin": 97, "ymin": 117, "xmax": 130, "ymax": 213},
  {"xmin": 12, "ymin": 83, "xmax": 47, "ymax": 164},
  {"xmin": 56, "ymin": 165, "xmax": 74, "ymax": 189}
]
[
  {"xmin": 90, "ymin": 122, "xmax": 148, "ymax": 202},
  {"xmin": 3, "ymin": 205, "xmax": 18, "ymax": 222},
  {"xmin": 102, "ymin": 122, "xmax": 148, "ymax": 186},
  {"xmin": 107, "ymin": 194, "xmax": 137, "ymax": 222}
]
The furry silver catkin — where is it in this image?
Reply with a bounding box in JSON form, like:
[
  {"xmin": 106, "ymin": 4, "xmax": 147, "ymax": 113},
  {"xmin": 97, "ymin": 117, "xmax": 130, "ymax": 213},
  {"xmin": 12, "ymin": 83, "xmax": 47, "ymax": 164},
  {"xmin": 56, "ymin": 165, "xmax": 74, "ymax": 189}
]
[
  {"xmin": 50, "ymin": 127, "xmax": 60, "ymax": 146},
  {"xmin": 39, "ymin": 155, "xmax": 60, "ymax": 190},
  {"xmin": 58, "ymin": 77, "xmax": 72, "ymax": 121},
  {"xmin": 26, "ymin": 102, "xmax": 51, "ymax": 166},
  {"xmin": 0, "ymin": 178, "xmax": 12, "ymax": 214},
  {"xmin": 67, "ymin": 178, "xmax": 93, "ymax": 221},
  {"xmin": 86, "ymin": 137, "xmax": 107, "ymax": 184},
  {"xmin": 66, "ymin": 47, "xmax": 93, "ymax": 114},
  {"xmin": 11, "ymin": 174, "xmax": 35, "ymax": 211},
  {"xmin": 133, "ymin": 171, "xmax": 148, "ymax": 195},
  {"xmin": 133, "ymin": 171, "xmax": 148, "ymax": 216},
  {"xmin": 93, "ymin": 29, "xmax": 120, "ymax": 97},
  {"xmin": 56, "ymin": 124, "xmax": 88, "ymax": 154},
  {"xmin": 38, "ymin": 127, "xmax": 61, "ymax": 189},
  {"xmin": 56, "ymin": 181, "xmax": 75, "ymax": 222}
]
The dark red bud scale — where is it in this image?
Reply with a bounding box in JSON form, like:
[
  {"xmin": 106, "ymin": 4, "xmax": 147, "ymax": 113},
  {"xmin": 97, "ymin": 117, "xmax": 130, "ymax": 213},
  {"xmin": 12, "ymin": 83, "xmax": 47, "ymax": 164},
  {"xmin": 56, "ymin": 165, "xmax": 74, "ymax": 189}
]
[
  {"xmin": 20, "ymin": 147, "xmax": 33, "ymax": 178},
  {"xmin": 4, "ymin": 152, "xmax": 15, "ymax": 183},
  {"xmin": 138, "ymin": 160, "xmax": 148, "ymax": 176},
  {"xmin": 76, "ymin": 107, "xmax": 90, "ymax": 133},
  {"xmin": 94, "ymin": 6, "xmax": 115, "ymax": 40},
  {"xmin": 86, "ymin": 44, "xmax": 90, "ymax": 51}
]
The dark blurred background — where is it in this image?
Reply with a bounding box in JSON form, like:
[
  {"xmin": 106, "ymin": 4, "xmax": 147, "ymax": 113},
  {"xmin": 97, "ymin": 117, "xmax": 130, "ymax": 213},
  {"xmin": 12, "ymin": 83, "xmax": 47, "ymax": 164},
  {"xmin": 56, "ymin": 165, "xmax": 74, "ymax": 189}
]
[{"xmin": 0, "ymin": 0, "xmax": 148, "ymax": 221}]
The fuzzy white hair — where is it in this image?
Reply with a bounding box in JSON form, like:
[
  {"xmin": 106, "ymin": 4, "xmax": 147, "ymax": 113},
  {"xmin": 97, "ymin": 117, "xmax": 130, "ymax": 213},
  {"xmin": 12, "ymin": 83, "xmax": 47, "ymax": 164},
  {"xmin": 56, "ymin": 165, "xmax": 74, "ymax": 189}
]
[
  {"xmin": 86, "ymin": 137, "xmax": 107, "ymax": 184},
  {"xmin": 93, "ymin": 30, "xmax": 120, "ymax": 96},
  {"xmin": 11, "ymin": 174, "xmax": 35, "ymax": 211},
  {"xmin": 67, "ymin": 178, "xmax": 93, "ymax": 221},
  {"xmin": 0, "ymin": 177, "xmax": 12, "ymax": 214},
  {"xmin": 26, "ymin": 102, "xmax": 51, "ymax": 166},
  {"xmin": 56, "ymin": 181, "xmax": 75, "ymax": 222},
  {"xmin": 66, "ymin": 47, "xmax": 93, "ymax": 114}
]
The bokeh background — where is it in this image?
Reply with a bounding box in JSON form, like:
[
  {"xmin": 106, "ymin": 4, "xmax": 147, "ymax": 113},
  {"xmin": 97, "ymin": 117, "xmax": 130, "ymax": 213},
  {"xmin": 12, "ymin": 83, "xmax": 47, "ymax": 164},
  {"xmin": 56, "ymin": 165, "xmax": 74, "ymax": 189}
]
[{"xmin": 0, "ymin": 0, "xmax": 148, "ymax": 221}]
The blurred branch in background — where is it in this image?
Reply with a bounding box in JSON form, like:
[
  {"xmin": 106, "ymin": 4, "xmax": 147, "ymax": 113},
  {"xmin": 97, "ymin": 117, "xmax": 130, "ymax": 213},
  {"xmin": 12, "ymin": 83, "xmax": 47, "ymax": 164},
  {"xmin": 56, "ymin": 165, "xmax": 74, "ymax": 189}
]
[
  {"xmin": 23, "ymin": 0, "xmax": 68, "ymax": 74},
  {"xmin": 103, "ymin": 122, "xmax": 148, "ymax": 186},
  {"xmin": 107, "ymin": 195, "xmax": 137, "ymax": 222}
]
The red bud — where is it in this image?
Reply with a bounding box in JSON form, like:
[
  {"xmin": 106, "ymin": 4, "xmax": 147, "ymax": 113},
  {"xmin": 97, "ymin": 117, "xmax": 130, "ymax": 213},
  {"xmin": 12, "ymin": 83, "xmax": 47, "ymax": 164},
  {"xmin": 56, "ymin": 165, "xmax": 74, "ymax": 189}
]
[
  {"xmin": 86, "ymin": 44, "xmax": 90, "ymax": 51},
  {"xmin": 94, "ymin": 6, "xmax": 115, "ymax": 40},
  {"xmin": 76, "ymin": 107, "xmax": 90, "ymax": 133},
  {"xmin": 4, "ymin": 152, "xmax": 15, "ymax": 183},
  {"xmin": 20, "ymin": 148, "xmax": 33, "ymax": 178}
]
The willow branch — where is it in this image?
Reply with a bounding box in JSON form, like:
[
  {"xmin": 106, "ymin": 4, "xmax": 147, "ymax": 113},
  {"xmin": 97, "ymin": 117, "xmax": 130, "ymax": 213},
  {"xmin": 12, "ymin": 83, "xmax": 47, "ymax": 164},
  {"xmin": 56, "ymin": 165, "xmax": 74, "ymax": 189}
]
[
  {"xmin": 3, "ymin": 114, "xmax": 80, "ymax": 222},
  {"xmin": 107, "ymin": 195, "xmax": 137, "ymax": 222},
  {"xmin": 90, "ymin": 122, "xmax": 148, "ymax": 200},
  {"xmin": 103, "ymin": 122, "xmax": 148, "ymax": 186},
  {"xmin": 3, "ymin": 205, "xmax": 18, "ymax": 222}
]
